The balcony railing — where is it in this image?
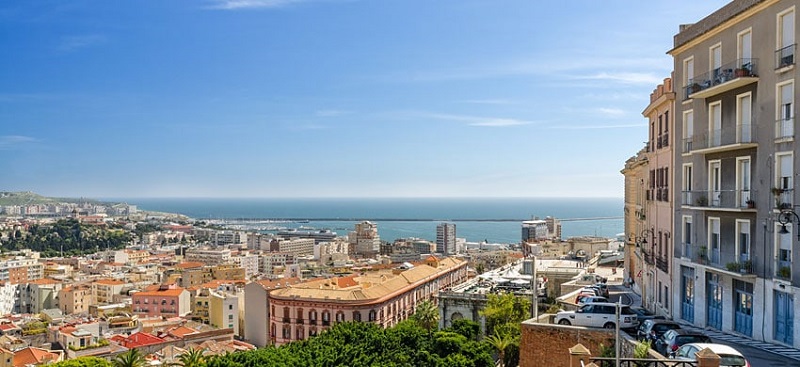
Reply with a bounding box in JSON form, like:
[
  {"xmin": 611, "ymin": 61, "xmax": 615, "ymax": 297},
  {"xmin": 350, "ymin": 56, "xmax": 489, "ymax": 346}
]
[
  {"xmin": 773, "ymin": 188, "xmax": 794, "ymax": 209},
  {"xmin": 685, "ymin": 58, "xmax": 758, "ymax": 99},
  {"xmin": 775, "ymin": 118, "xmax": 794, "ymax": 140},
  {"xmin": 776, "ymin": 44, "xmax": 796, "ymax": 69},
  {"xmin": 682, "ymin": 189, "xmax": 755, "ymax": 209},
  {"xmin": 776, "ymin": 260, "xmax": 792, "ymax": 279},
  {"xmin": 641, "ymin": 248, "xmax": 655, "ymax": 265},
  {"xmin": 683, "ymin": 124, "xmax": 754, "ymax": 153},
  {"xmin": 656, "ymin": 256, "xmax": 669, "ymax": 273}
]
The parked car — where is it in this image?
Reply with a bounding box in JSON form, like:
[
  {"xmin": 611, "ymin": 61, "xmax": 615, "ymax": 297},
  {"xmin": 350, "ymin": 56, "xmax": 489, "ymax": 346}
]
[
  {"xmin": 630, "ymin": 306, "xmax": 666, "ymax": 321},
  {"xmin": 554, "ymin": 303, "xmax": 638, "ymax": 329},
  {"xmin": 655, "ymin": 329, "xmax": 712, "ymax": 356},
  {"xmin": 579, "ymin": 286, "xmax": 603, "ymax": 297},
  {"xmin": 670, "ymin": 343, "xmax": 750, "ymax": 367},
  {"xmin": 637, "ymin": 319, "xmax": 681, "ymax": 343},
  {"xmin": 592, "ymin": 283, "xmax": 610, "ymax": 298},
  {"xmin": 576, "ymin": 295, "xmax": 609, "ymax": 306}
]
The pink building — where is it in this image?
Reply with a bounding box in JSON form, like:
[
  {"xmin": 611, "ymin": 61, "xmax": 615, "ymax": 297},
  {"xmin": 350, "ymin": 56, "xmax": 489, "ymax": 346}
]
[{"xmin": 132, "ymin": 284, "xmax": 191, "ymax": 317}]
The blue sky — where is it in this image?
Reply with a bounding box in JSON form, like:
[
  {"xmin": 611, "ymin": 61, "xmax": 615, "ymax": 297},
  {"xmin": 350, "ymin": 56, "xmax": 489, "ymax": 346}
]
[{"xmin": 1, "ymin": 0, "xmax": 729, "ymax": 198}]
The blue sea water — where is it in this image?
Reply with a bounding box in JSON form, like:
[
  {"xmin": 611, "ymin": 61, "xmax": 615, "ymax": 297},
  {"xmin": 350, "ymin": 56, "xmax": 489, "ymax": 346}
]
[{"xmin": 120, "ymin": 197, "xmax": 624, "ymax": 244}]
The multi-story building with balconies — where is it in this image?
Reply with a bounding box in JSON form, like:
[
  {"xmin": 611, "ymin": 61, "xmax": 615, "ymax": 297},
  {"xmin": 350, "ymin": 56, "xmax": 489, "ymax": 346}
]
[
  {"xmin": 131, "ymin": 284, "xmax": 191, "ymax": 318},
  {"xmin": 669, "ymin": 0, "xmax": 799, "ymax": 347},
  {"xmin": 639, "ymin": 77, "xmax": 677, "ymax": 318}
]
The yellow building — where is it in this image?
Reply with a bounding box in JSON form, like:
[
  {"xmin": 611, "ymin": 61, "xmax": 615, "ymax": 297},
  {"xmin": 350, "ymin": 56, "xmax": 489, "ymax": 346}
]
[{"xmin": 57, "ymin": 285, "xmax": 93, "ymax": 315}]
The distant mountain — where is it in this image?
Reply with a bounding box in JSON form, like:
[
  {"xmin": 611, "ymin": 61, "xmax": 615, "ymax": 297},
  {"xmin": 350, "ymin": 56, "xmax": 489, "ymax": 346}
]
[{"xmin": 0, "ymin": 191, "xmax": 105, "ymax": 206}]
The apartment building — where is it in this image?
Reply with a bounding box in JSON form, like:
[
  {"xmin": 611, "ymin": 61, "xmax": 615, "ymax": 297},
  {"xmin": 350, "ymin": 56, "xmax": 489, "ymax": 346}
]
[
  {"xmin": 184, "ymin": 248, "xmax": 232, "ymax": 266},
  {"xmin": 243, "ymin": 278, "xmax": 302, "ymax": 347},
  {"xmin": 131, "ymin": 284, "xmax": 191, "ymax": 317},
  {"xmin": 621, "ymin": 149, "xmax": 648, "ymax": 291},
  {"xmin": 669, "ymin": 0, "xmax": 799, "ymax": 346},
  {"xmin": 266, "ymin": 257, "xmax": 468, "ymax": 346},
  {"xmin": 349, "ymin": 221, "xmax": 381, "ymax": 257},
  {"xmin": 639, "ymin": 77, "xmax": 677, "ymax": 318},
  {"xmin": 269, "ymin": 238, "xmax": 315, "ymax": 256},
  {"xmin": 58, "ymin": 284, "xmax": 93, "ymax": 315},
  {"xmin": 436, "ymin": 223, "xmax": 456, "ymax": 255},
  {"xmin": 92, "ymin": 279, "xmax": 127, "ymax": 304}
]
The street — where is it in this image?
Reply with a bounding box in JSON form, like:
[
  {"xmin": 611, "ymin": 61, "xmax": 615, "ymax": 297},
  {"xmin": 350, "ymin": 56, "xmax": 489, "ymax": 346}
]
[{"xmin": 608, "ymin": 284, "xmax": 799, "ymax": 367}]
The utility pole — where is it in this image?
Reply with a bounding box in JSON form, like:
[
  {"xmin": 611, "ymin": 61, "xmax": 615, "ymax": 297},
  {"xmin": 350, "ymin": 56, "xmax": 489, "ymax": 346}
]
[
  {"xmin": 615, "ymin": 300, "xmax": 621, "ymax": 367},
  {"xmin": 530, "ymin": 255, "xmax": 538, "ymax": 321}
]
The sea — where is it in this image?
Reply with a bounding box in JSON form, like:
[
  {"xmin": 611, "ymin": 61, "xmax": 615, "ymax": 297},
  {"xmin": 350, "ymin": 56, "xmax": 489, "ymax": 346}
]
[{"xmin": 120, "ymin": 197, "xmax": 624, "ymax": 244}]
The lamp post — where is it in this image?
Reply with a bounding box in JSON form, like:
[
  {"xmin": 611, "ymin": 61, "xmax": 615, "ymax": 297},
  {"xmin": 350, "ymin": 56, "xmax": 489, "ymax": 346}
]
[{"xmin": 778, "ymin": 208, "xmax": 800, "ymax": 240}]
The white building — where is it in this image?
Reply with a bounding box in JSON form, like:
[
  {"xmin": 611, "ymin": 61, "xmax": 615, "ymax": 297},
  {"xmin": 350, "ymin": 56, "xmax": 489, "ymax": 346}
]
[
  {"xmin": 436, "ymin": 223, "xmax": 457, "ymax": 255},
  {"xmin": 349, "ymin": 221, "xmax": 381, "ymax": 257}
]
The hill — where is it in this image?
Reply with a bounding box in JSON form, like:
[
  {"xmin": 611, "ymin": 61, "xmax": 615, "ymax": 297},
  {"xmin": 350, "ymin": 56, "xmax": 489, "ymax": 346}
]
[{"xmin": 0, "ymin": 191, "xmax": 105, "ymax": 206}]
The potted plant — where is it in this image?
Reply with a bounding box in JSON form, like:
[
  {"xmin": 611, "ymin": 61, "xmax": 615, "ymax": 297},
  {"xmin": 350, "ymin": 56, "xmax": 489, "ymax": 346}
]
[
  {"xmin": 745, "ymin": 199, "xmax": 755, "ymax": 208},
  {"xmin": 726, "ymin": 262, "xmax": 740, "ymax": 272},
  {"xmin": 778, "ymin": 266, "xmax": 791, "ymax": 279},
  {"xmin": 697, "ymin": 247, "xmax": 708, "ymax": 264},
  {"xmin": 741, "ymin": 260, "xmax": 753, "ymax": 273}
]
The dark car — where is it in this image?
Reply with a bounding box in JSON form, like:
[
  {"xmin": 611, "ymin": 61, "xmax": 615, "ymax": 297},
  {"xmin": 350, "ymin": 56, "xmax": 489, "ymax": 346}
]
[
  {"xmin": 630, "ymin": 306, "xmax": 667, "ymax": 321},
  {"xmin": 592, "ymin": 283, "xmax": 610, "ymax": 298},
  {"xmin": 637, "ymin": 319, "xmax": 682, "ymax": 343},
  {"xmin": 655, "ymin": 329, "xmax": 712, "ymax": 356}
]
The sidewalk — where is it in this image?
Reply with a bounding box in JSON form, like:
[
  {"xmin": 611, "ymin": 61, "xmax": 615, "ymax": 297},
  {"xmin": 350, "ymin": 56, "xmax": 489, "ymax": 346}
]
[{"xmin": 617, "ymin": 283, "xmax": 800, "ymax": 362}]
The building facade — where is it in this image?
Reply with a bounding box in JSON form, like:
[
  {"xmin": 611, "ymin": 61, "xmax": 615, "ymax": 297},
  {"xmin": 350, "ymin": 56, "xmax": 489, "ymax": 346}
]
[
  {"xmin": 669, "ymin": 0, "xmax": 799, "ymax": 347},
  {"xmin": 266, "ymin": 257, "xmax": 468, "ymax": 346},
  {"xmin": 436, "ymin": 223, "xmax": 456, "ymax": 255}
]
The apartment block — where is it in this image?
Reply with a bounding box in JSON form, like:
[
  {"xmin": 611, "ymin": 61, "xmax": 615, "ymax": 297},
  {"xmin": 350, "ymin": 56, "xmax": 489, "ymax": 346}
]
[
  {"xmin": 436, "ymin": 223, "xmax": 456, "ymax": 255},
  {"xmin": 669, "ymin": 0, "xmax": 799, "ymax": 347}
]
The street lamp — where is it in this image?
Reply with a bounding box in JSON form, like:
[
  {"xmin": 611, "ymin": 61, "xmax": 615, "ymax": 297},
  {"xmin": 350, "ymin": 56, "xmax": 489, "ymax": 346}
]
[
  {"xmin": 638, "ymin": 228, "xmax": 655, "ymax": 247},
  {"xmin": 778, "ymin": 209, "xmax": 800, "ymax": 240}
]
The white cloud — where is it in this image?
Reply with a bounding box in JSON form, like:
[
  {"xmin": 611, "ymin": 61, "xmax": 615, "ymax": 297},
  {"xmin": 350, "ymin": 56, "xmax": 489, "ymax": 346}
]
[
  {"xmin": 425, "ymin": 113, "xmax": 533, "ymax": 127},
  {"xmin": 575, "ymin": 72, "xmax": 663, "ymax": 86},
  {"xmin": 0, "ymin": 135, "xmax": 39, "ymax": 150},
  {"xmin": 595, "ymin": 108, "xmax": 626, "ymax": 117},
  {"xmin": 57, "ymin": 34, "xmax": 106, "ymax": 52}
]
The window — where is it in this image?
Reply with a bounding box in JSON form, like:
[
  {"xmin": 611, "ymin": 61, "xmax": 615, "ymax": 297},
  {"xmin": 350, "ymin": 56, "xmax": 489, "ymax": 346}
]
[
  {"xmin": 683, "ymin": 57, "xmax": 694, "ymax": 86},
  {"xmin": 738, "ymin": 28, "xmax": 752, "ymax": 62},
  {"xmin": 710, "ymin": 43, "xmax": 722, "ymax": 82},
  {"xmin": 777, "ymin": 8, "xmax": 795, "ymax": 68},
  {"xmin": 682, "ymin": 164, "xmax": 693, "ymax": 205},
  {"xmin": 776, "ymin": 153, "xmax": 794, "ymax": 208},
  {"xmin": 736, "ymin": 220, "xmax": 751, "ymax": 263},
  {"xmin": 737, "ymin": 157, "xmax": 751, "ymax": 206},
  {"xmin": 708, "ymin": 217, "xmax": 721, "ymax": 265},
  {"xmin": 777, "ymin": 81, "xmax": 794, "ymax": 139},
  {"xmin": 229, "ymin": 305, "xmax": 233, "ymax": 310},
  {"xmin": 776, "ymin": 222, "xmax": 793, "ymax": 278},
  {"xmin": 353, "ymin": 311, "xmax": 361, "ymax": 322},
  {"xmin": 683, "ymin": 110, "xmax": 694, "ymax": 153},
  {"xmin": 709, "ymin": 160, "xmax": 721, "ymax": 207},
  {"xmin": 664, "ymin": 286, "xmax": 669, "ymax": 311},
  {"xmin": 682, "ymin": 215, "xmax": 692, "ymax": 258},
  {"xmin": 737, "ymin": 93, "xmax": 752, "ymax": 143},
  {"xmin": 709, "ymin": 102, "xmax": 722, "ymax": 147}
]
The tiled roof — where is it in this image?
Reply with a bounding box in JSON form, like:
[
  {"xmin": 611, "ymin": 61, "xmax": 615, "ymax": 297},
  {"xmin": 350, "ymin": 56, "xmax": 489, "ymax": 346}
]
[
  {"xmin": 134, "ymin": 287, "xmax": 186, "ymax": 297},
  {"xmin": 94, "ymin": 279, "xmax": 126, "ymax": 285},
  {"xmin": 12, "ymin": 347, "xmax": 61, "ymax": 367},
  {"xmin": 116, "ymin": 332, "xmax": 165, "ymax": 349},
  {"xmin": 176, "ymin": 262, "xmax": 205, "ymax": 269}
]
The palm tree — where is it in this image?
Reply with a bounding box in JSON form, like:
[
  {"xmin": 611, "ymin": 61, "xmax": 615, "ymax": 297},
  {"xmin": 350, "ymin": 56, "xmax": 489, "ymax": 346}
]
[
  {"xmin": 413, "ymin": 300, "xmax": 439, "ymax": 337},
  {"xmin": 172, "ymin": 347, "xmax": 206, "ymax": 367},
  {"xmin": 112, "ymin": 349, "xmax": 146, "ymax": 367},
  {"xmin": 485, "ymin": 332, "xmax": 514, "ymax": 367}
]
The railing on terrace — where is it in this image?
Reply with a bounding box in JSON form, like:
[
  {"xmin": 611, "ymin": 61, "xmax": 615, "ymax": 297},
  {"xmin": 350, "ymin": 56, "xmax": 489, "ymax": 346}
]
[
  {"xmin": 681, "ymin": 190, "xmax": 755, "ymax": 209},
  {"xmin": 685, "ymin": 58, "xmax": 758, "ymax": 99},
  {"xmin": 776, "ymin": 44, "xmax": 796, "ymax": 69},
  {"xmin": 775, "ymin": 117, "xmax": 794, "ymax": 140},
  {"xmin": 589, "ymin": 358, "xmax": 696, "ymax": 367},
  {"xmin": 641, "ymin": 249, "xmax": 655, "ymax": 265},
  {"xmin": 773, "ymin": 189, "xmax": 794, "ymax": 209},
  {"xmin": 683, "ymin": 124, "xmax": 753, "ymax": 152}
]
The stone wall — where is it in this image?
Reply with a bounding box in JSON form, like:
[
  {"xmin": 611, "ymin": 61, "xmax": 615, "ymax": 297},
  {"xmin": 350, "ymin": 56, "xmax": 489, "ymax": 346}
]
[{"xmin": 519, "ymin": 322, "xmax": 615, "ymax": 367}]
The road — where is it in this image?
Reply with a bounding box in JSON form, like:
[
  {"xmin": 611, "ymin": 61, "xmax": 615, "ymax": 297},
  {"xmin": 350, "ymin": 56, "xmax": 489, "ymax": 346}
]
[{"xmin": 608, "ymin": 284, "xmax": 799, "ymax": 367}]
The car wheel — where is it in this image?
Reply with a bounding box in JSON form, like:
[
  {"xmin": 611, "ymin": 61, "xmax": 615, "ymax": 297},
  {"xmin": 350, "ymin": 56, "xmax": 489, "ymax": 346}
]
[
  {"xmin": 603, "ymin": 322, "xmax": 615, "ymax": 329},
  {"xmin": 558, "ymin": 319, "xmax": 571, "ymax": 325}
]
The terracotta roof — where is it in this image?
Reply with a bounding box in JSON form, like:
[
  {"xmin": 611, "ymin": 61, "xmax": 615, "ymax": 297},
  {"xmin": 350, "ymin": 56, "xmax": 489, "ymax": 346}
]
[
  {"xmin": 200, "ymin": 279, "xmax": 246, "ymax": 289},
  {"xmin": 167, "ymin": 326, "xmax": 198, "ymax": 338},
  {"xmin": 116, "ymin": 332, "xmax": 165, "ymax": 349},
  {"xmin": 12, "ymin": 347, "xmax": 61, "ymax": 367},
  {"xmin": 94, "ymin": 279, "xmax": 125, "ymax": 285},
  {"xmin": 26, "ymin": 279, "xmax": 60, "ymax": 285},
  {"xmin": 0, "ymin": 324, "xmax": 19, "ymax": 331},
  {"xmin": 176, "ymin": 262, "xmax": 205, "ymax": 269},
  {"xmin": 134, "ymin": 287, "xmax": 186, "ymax": 297}
]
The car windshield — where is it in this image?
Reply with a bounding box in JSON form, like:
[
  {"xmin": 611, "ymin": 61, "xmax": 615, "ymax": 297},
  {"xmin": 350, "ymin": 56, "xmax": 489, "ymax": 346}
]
[
  {"xmin": 620, "ymin": 307, "xmax": 636, "ymax": 315},
  {"xmin": 719, "ymin": 354, "xmax": 746, "ymax": 366}
]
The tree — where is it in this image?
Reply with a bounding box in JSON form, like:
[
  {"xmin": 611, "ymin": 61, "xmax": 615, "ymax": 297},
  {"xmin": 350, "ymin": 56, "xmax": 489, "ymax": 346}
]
[
  {"xmin": 479, "ymin": 292, "xmax": 530, "ymax": 367},
  {"xmin": 485, "ymin": 331, "xmax": 516, "ymax": 367},
  {"xmin": 413, "ymin": 300, "xmax": 440, "ymax": 337},
  {"xmin": 112, "ymin": 349, "xmax": 146, "ymax": 367},
  {"xmin": 52, "ymin": 356, "xmax": 112, "ymax": 367},
  {"xmin": 172, "ymin": 347, "xmax": 206, "ymax": 367}
]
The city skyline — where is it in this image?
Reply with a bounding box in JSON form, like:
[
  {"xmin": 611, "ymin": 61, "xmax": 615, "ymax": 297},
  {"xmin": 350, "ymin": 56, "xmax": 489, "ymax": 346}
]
[{"xmin": 2, "ymin": 1, "xmax": 728, "ymax": 198}]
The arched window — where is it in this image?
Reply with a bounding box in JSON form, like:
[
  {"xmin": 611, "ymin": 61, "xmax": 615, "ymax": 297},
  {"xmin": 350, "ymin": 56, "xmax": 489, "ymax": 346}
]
[
  {"xmin": 368, "ymin": 310, "xmax": 376, "ymax": 322},
  {"xmin": 353, "ymin": 311, "xmax": 361, "ymax": 322},
  {"xmin": 335, "ymin": 311, "xmax": 345, "ymax": 322}
]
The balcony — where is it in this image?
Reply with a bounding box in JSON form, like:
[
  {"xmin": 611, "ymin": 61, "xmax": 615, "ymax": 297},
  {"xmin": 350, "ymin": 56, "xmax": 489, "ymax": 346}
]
[
  {"xmin": 656, "ymin": 256, "xmax": 669, "ymax": 273},
  {"xmin": 775, "ymin": 118, "xmax": 794, "ymax": 141},
  {"xmin": 685, "ymin": 58, "xmax": 759, "ymax": 100},
  {"xmin": 681, "ymin": 189, "xmax": 757, "ymax": 211},
  {"xmin": 777, "ymin": 260, "xmax": 792, "ymax": 280},
  {"xmin": 776, "ymin": 44, "xmax": 795, "ymax": 70},
  {"xmin": 683, "ymin": 124, "xmax": 756, "ymax": 154},
  {"xmin": 772, "ymin": 188, "xmax": 794, "ymax": 210},
  {"xmin": 641, "ymin": 248, "xmax": 655, "ymax": 265}
]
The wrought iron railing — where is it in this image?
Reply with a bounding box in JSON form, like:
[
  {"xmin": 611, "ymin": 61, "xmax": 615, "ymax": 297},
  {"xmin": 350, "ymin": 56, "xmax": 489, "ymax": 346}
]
[
  {"xmin": 590, "ymin": 357, "xmax": 696, "ymax": 367},
  {"xmin": 776, "ymin": 44, "xmax": 796, "ymax": 69},
  {"xmin": 682, "ymin": 189, "xmax": 754, "ymax": 209},
  {"xmin": 684, "ymin": 58, "xmax": 758, "ymax": 99}
]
